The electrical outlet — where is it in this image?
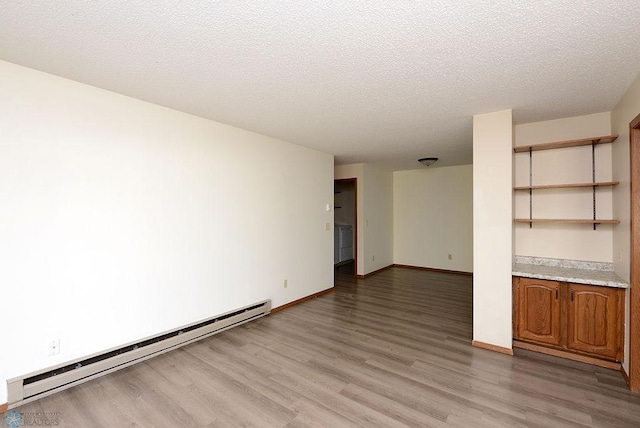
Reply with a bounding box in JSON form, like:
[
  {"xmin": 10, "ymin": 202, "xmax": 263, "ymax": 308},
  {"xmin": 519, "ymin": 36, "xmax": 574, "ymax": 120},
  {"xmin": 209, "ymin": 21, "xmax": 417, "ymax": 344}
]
[
  {"xmin": 283, "ymin": 279, "xmax": 288, "ymax": 289},
  {"xmin": 48, "ymin": 339, "xmax": 60, "ymax": 356},
  {"xmin": 448, "ymin": 254, "xmax": 453, "ymax": 260},
  {"xmin": 325, "ymin": 222, "xmax": 330, "ymax": 231},
  {"xmin": 619, "ymin": 250, "xmax": 624, "ymax": 262}
]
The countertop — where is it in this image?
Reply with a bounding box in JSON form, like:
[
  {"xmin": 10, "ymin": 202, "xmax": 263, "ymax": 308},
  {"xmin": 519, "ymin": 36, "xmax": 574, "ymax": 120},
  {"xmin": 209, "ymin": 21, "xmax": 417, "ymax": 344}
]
[{"xmin": 512, "ymin": 256, "xmax": 628, "ymax": 289}]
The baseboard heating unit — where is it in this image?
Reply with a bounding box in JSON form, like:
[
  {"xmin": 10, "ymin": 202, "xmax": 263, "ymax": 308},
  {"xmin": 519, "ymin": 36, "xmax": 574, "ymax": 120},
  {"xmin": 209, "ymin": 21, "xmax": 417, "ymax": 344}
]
[{"xmin": 7, "ymin": 299, "xmax": 271, "ymax": 408}]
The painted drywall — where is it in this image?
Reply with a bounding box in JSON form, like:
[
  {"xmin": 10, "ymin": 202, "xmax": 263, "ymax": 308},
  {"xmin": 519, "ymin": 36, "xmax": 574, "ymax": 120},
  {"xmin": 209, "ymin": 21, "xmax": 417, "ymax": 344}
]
[
  {"xmin": 335, "ymin": 163, "xmax": 393, "ymax": 275},
  {"xmin": 473, "ymin": 109, "xmax": 513, "ymax": 349},
  {"xmin": 0, "ymin": 60, "xmax": 334, "ymax": 404},
  {"xmin": 611, "ymin": 72, "xmax": 640, "ymax": 374},
  {"xmin": 393, "ymin": 165, "xmax": 473, "ymax": 272},
  {"xmin": 361, "ymin": 163, "xmax": 394, "ymax": 274},
  {"xmin": 335, "ymin": 164, "xmax": 364, "ymax": 275},
  {"xmin": 514, "ymin": 112, "xmax": 614, "ymax": 262}
]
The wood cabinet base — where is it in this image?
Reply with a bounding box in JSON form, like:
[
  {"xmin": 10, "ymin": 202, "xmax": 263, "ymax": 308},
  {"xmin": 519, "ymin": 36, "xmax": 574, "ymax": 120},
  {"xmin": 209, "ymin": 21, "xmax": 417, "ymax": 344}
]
[
  {"xmin": 513, "ymin": 340, "xmax": 621, "ymax": 370},
  {"xmin": 513, "ymin": 277, "xmax": 624, "ymax": 365}
]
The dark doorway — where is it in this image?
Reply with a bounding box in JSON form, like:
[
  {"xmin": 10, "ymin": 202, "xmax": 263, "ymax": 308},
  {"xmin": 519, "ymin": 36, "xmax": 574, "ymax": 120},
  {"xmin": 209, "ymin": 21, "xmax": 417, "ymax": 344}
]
[{"xmin": 334, "ymin": 178, "xmax": 357, "ymax": 278}]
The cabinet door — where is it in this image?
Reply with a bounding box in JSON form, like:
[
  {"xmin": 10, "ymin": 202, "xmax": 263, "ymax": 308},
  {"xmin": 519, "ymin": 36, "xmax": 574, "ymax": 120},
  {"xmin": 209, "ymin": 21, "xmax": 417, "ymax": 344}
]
[
  {"xmin": 567, "ymin": 284, "xmax": 623, "ymax": 360},
  {"xmin": 517, "ymin": 278, "xmax": 562, "ymax": 346}
]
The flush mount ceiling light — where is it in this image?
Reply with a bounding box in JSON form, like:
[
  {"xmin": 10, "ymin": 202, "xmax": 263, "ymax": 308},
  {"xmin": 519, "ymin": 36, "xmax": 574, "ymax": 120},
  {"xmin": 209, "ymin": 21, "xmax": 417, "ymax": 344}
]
[{"xmin": 418, "ymin": 157, "xmax": 438, "ymax": 166}]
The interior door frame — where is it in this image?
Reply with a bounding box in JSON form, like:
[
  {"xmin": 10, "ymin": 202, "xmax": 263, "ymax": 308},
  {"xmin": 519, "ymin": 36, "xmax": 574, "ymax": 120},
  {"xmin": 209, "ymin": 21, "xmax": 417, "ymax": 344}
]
[
  {"xmin": 630, "ymin": 113, "xmax": 640, "ymax": 392},
  {"xmin": 334, "ymin": 178, "xmax": 358, "ymax": 276}
]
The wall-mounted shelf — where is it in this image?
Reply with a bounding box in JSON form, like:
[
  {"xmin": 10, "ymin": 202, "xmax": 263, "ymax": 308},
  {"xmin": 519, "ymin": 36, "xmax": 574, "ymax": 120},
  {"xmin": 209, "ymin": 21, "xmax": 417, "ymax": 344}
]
[
  {"xmin": 514, "ymin": 135, "xmax": 618, "ymax": 153},
  {"xmin": 515, "ymin": 219, "xmax": 620, "ymax": 225},
  {"xmin": 514, "ymin": 181, "xmax": 619, "ymax": 191},
  {"xmin": 514, "ymin": 134, "xmax": 619, "ymax": 229}
]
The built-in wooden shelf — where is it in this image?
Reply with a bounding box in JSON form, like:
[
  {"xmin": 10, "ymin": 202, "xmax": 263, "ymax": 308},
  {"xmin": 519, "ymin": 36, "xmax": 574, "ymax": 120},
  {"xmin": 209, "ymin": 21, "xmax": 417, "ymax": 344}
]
[
  {"xmin": 514, "ymin": 181, "xmax": 619, "ymax": 191},
  {"xmin": 515, "ymin": 134, "xmax": 620, "ymax": 229},
  {"xmin": 515, "ymin": 219, "xmax": 620, "ymax": 225},
  {"xmin": 514, "ymin": 134, "xmax": 618, "ymax": 153}
]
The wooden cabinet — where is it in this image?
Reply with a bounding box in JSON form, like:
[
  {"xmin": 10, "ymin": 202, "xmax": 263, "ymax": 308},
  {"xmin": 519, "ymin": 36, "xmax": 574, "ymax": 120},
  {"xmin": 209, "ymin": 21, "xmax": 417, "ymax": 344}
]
[
  {"xmin": 567, "ymin": 283, "xmax": 624, "ymax": 361},
  {"xmin": 513, "ymin": 277, "xmax": 624, "ymax": 362},
  {"xmin": 516, "ymin": 278, "xmax": 562, "ymax": 346}
]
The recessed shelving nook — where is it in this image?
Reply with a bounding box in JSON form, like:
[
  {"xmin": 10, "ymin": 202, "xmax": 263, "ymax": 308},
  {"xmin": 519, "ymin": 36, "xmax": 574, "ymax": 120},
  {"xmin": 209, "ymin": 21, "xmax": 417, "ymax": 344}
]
[{"xmin": 514, "ymin": 134, "xmax": 620, "ymax": 229}]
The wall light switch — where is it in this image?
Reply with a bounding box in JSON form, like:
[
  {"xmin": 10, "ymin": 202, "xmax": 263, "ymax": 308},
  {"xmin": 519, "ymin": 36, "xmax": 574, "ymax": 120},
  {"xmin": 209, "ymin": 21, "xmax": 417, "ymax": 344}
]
[
  {"xmin": 326, "ymin": 203, "xmax": 331, "ymax": 211},
  {"xmin": 325, "ymin": 222, "xmax": 331, "ymax": 231}
]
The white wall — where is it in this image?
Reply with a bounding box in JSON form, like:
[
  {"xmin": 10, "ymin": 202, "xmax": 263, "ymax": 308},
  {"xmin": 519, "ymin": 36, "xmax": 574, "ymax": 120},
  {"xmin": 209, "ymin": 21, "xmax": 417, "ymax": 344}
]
[
  {"xmin": 611, "ymin": 72, "xmax": 640, "ymax": 374},
  {"xmin": 612, "ymin": 76, "xmax": 639, "ymax": 282},
  {"xmin": 393, "ymin": 165, "xmax": 473, "ymax": 272},
  {"xmin": 0, "ymin": 60, "xmax": 334, "ymax": 404},
  {"xmin": 362, "ymin": 163, "xmax": 394, "ymax": 274},
  {"xmin": 473, "ymin": 109, "xmax": 513, "ymax": 349},
  {"xmin": 514, "ymin": 113, "xmax": 613, "ymax": 261},
  {"xmin": 335, "ymin": 163, "xmax": 394, "ymax": 275}
]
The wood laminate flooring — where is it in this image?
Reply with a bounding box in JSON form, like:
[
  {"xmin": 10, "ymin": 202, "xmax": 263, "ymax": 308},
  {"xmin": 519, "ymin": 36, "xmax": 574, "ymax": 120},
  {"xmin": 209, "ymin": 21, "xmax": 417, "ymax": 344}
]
[{"xmin": 10, "ymin": 267, "xmax": 640, "ymax": 427}]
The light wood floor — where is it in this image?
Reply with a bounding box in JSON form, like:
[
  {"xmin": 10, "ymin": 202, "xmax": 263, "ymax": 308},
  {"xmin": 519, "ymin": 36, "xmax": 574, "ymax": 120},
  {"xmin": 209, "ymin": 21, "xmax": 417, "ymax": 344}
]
[{"xmin": 12, "ymin": 267, "xmax": 640, "ymax": 427}]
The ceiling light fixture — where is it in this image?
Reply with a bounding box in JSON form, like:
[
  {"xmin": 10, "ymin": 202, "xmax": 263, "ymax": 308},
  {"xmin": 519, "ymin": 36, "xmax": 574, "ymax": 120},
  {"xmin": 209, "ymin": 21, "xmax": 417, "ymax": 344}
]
[{"xmin": 418, "ymin": 157, "xmax": 438, "ymax": 166}]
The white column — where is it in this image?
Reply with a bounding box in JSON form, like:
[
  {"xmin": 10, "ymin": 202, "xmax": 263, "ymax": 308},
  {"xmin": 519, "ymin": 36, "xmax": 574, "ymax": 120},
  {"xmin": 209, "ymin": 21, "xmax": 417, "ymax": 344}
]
[{"xmin": 472, "ymin": 109, "xmax": 514, "ymax": 351}]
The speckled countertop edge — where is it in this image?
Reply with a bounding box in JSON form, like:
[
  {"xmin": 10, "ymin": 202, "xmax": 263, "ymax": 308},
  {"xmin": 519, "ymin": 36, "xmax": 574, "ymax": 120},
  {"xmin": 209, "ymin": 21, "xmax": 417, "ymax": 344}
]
[{"xmin": 513, "ymin": 256, "xmax": 628, "ymax": 289}]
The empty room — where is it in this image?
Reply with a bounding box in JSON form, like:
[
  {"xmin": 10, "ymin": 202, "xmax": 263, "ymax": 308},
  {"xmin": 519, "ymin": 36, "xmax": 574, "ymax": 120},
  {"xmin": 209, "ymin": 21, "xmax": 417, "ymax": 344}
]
[{"xmin": 2, "ymin": 2, "xmax": 640, "ymax": 427}]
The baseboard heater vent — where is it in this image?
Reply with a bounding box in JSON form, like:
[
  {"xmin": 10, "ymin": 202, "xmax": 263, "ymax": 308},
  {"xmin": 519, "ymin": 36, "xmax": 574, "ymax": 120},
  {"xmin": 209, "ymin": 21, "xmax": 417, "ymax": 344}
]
[{"xmin": 7, "ymin": 299, "xmax": 271, "ymax": 408}]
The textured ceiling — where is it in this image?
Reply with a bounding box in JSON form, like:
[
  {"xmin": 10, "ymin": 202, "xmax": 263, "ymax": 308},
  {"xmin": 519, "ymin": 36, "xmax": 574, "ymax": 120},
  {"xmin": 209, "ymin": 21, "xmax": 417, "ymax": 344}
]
[{"xmin": 1, "ymin": 1, "xmax": 640, "ymax": 170}]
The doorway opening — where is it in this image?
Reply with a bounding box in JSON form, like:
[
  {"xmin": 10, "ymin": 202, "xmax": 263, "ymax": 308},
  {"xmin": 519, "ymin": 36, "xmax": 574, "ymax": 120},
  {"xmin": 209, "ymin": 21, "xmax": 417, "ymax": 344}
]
[{"xmin": 334, "ymin": 178, "xmax": 357, "ymax": 277}]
